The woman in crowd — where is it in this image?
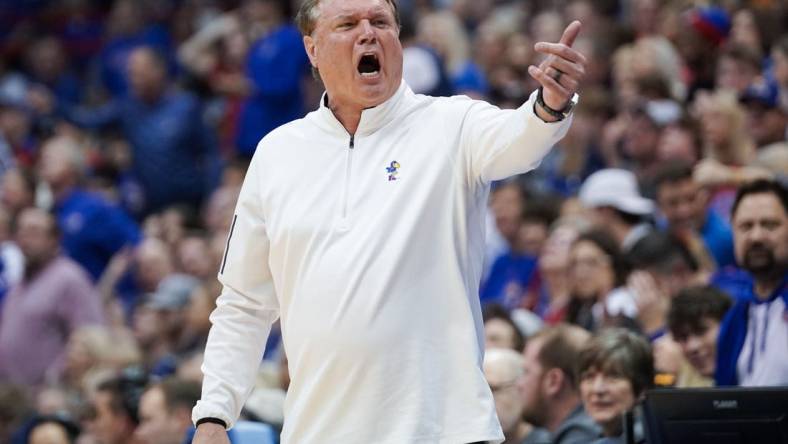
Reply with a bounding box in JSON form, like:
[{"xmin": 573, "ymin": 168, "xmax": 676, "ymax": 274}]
[
  {"xmin": 482, "ymin": 304, "xmax": 526, "ymax": 352},
  {"xmin": 578, "ymin": 328, "xmax": 655, "ymax": 444},
  {"xmin": 566, "ymin": 230, "xmax": 632, "ymax": 331}
]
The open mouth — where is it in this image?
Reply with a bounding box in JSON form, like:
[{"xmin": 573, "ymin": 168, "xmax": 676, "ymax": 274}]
[{"xmin": 357, "ymin": 53, "xmax": 381, "ymax": 77}]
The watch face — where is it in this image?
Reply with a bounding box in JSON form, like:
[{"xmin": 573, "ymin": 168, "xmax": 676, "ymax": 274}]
[{"xmin": 562, "ymin": 94, "xmax": 578, "ymax": 114}]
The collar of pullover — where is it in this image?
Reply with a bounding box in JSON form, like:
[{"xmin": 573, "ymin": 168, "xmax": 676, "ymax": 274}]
[{"xmin": 316, "ymin": 80, "xmax": 414, "ymax": 138}]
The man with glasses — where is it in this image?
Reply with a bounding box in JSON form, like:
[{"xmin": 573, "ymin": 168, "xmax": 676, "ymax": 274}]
[{"xmin": 484, "ymin": 348, "xmax": 534, "ymax": 444}]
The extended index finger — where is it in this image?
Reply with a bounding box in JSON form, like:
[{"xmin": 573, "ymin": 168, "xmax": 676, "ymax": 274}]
[
  {"xmin": 559, "ymin": 20, "xmax": 582, "ymax": 47},
  {"xmin": 534, "ymin": 42, "xmax": 587, "ymax": 64}
]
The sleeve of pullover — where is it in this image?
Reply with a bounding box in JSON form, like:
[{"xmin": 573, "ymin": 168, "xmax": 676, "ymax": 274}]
[
  {"xmin": 192, "ymin": 153, "xmax": 280, "ymax": 429},
  {"xmin": 459, "ymin": 89, "xmax": 576, "ymax": 184}
]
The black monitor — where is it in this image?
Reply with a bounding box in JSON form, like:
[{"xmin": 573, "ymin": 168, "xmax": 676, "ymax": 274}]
[{"xmin": 643, "ymin": 387, "xmax": 788, "ymax": 444}]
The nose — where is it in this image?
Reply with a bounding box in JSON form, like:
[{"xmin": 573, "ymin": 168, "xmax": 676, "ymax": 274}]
[
  {"xmin": 748, "ymin": 224, "xmax": 769, "ymax": 243},
  {"xmin": 685, "ymin": 335, "xmax": 702, "ymax": 353},
  {"xmin": 358, "ymin": 20, "xmax": 376, "ymax": 44},
  {"xmin": 590, "ymin": 374, "xmax": 609, "ymax": 394},
  {"xmin": 676, "ymin": 201, "xmax": 694, "ymax": 220}
]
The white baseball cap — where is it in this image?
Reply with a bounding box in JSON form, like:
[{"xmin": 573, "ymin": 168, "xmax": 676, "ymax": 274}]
[{"xmin": 579, "ymin": 169, "xmax": 655, "ymax": 216}]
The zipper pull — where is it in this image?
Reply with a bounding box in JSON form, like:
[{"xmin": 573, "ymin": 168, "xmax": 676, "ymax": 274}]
[{"xmin": 349, "ymin": 135, "xmax": 355, "ymax": 149}]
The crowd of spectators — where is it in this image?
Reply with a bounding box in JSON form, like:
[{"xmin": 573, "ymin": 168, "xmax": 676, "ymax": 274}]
[{"xmin": 0, "ymin": 0, "xmax": 786, "ymax": 443}]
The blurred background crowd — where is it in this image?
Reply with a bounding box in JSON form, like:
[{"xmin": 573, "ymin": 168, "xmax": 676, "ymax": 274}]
[{"xmin": 0, "ymin": 0, "xmax": 786, "ymax": 443}]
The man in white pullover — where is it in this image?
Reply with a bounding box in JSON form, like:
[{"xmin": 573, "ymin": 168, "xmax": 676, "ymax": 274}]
[{"xmin": 192, "ymin": 1, "xmax": 587, "ymax": 443}]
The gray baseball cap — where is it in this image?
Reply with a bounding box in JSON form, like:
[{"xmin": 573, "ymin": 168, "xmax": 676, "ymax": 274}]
[{"xmin": 146, "ymin": 274, "xmax": 201, "ymax": 310}]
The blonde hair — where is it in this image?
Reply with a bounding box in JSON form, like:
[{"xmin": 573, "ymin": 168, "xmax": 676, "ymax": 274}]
[
  {"xmin": 632, "ymin": 36, "xmax": 686, "ymax": 101},
  {"xmin": 699, "ymin": 90, "xmax": 755, "ymax": 165}
]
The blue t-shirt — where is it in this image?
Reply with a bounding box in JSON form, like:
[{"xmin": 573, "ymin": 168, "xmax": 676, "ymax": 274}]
[
  {"xmin": 235, "ymin": 25, "xmax": 310, "ymax": 156},
  {"xmin": 480, "ymin": 252, "xmax": 538, "ymax": 309},
  {"xmin": 55, "ymin": 189, "xmax": 141, "ymax": 280},
  {"xmin": 451, "ymin": 60, "xmax": 487, "ymax": 96}
]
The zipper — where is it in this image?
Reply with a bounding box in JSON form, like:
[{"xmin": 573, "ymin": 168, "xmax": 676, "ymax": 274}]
[{"xmin": 338, "ymin": 135, "xmax": 355, "ymax": 230}]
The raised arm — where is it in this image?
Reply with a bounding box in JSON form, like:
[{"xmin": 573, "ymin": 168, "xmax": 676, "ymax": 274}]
[
  {"xmin": 460, "ymin": 21, "xmax": 587, "ymax": 184},
  {"xmin": 178, "ymin": 13, "xmax": 240, "ymax": 78},
  {"xmin": 529, "ymin": 21, "xmax": 586, "ymax": 122}
]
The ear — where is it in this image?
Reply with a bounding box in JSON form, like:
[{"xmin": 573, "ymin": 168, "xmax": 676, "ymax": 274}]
[
  {"xmin": 543, "ymin": 368, "xmax": 566, "ymax": 397},
  {"xmin": 304, "ymin": 35, "xmax": 318, "ymax": 68}
]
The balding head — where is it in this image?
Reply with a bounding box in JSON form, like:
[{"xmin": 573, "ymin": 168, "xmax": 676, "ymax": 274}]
[
  {"xmin": 484, "ymin": 348, "xmax": 524, "ymax": 387},
  {"xmin": 40, "ymin": 135, "xmax": 86, "ymax": 191},
  {"xmin": 484, "ymin": 348, "xmax": 527, "ymax": 435},
  {"xmin": 563, "ymin": 324, "xmax": 592, "ymax": 351},
  {"xmin": 28, "ymin": 422, "xmax": 71, "ymax": 444}
]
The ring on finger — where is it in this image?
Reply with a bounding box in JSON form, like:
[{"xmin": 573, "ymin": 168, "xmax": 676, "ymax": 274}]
[{"xmin": 552, "ymin": 69, "xmax": 564, "ymax": 84}]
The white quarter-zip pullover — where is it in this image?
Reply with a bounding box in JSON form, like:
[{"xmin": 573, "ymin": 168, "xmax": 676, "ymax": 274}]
[{"xmin": 193, "ymin": 82, "xmax": 574, "ymax": 444}]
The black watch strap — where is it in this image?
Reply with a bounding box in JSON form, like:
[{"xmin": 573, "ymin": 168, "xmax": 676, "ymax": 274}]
[
  {"xmin": 535, "ymin": 86, "xmax": 570, "ymax": 121},
  {"xmin": 196, "ymin": 417, "xmax": 228, "ymax": 429}
]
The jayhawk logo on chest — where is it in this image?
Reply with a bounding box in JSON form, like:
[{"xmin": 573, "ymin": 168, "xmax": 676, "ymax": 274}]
[{"xmin": 386, "ymin": 161, "xmax": 400, "ymax": 181}]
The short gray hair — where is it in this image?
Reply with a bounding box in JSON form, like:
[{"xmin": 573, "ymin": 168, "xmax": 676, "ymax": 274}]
[
  {"xmin": 578, "ymin": 328, "xmax": 654, "ymax": 397},
  {"xmin": 295, "ymin": 0, "xmax": 400, "ymax": 36}
]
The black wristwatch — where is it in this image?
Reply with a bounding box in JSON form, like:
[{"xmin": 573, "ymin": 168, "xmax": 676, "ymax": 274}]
[
  {"xmin": 196, "ymin": 417, "xmax": 228, "ymax": 429},
  {"xmin": 535, "ymin": 86, "xmax": 578, "ymax": 122}
]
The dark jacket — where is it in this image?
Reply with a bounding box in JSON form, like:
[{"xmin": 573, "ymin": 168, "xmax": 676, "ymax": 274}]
[{"xmin": 522, "ymin": 404, "xmax": 602, "ymax": 444}]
